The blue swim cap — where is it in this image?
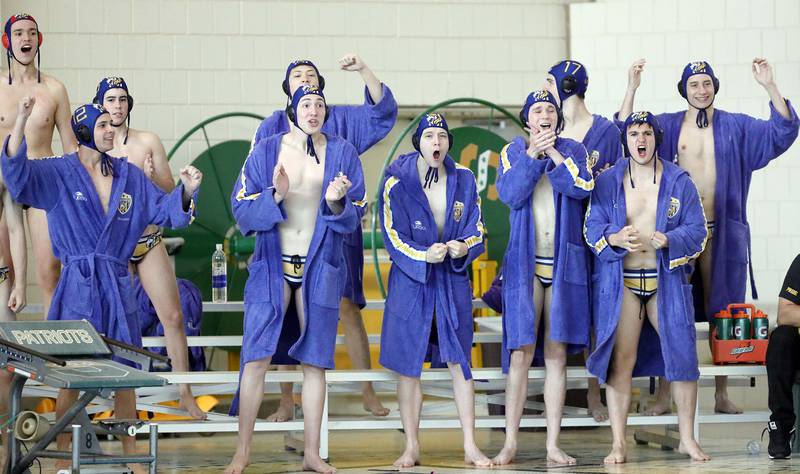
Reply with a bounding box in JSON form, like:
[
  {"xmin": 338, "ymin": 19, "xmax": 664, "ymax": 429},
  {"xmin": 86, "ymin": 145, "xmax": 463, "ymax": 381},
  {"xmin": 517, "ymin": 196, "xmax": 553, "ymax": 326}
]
[
  {"xmin": 678, "ymin": 61, "xmax": 719, "ymax": 98},
  {"xmin": 288, "ymin": 85, "xmax": 326, "ymax": 163},
  {"xmin": 548, "ymin": 60, "xmax": 588, "ymax": 103},
  {"xmin": 94, "ymin": 76, "xmax": 134, "ymax": 143},
  {"xmin": 520, "ymin": 90, "xmax": 563, "ymax": 133},
  {"xmin": 71, "ymin": 103, "xmax": 116, "ymax": 176},
  {"xmin": 94, "ymin": 76, "xmax": 133, "ymax": 113},
  {"xmin": 71, "ymin": 103, "xmax": 107, "ymax": 152},
  {"xmin": 282, "ymin": 59, "xmax": 325, "ymax": 97},
  {"xmin": 621, "ymin": 111, "xmax": 663, "ymax": 158},
  {"xmin": 412, "ymin": 113, "xmax": 452, "ymax": 152}
]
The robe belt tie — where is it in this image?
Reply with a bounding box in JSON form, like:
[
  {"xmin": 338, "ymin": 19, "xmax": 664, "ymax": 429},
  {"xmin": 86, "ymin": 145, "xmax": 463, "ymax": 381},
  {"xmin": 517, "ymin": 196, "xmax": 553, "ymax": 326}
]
[{"xmin": 63, "ymin": 253, "xmax": 132, "ymax": 343}]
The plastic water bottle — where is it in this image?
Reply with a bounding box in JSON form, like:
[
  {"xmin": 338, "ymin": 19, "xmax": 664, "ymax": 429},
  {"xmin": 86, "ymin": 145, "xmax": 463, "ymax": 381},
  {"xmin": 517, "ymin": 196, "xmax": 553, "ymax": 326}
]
[
  {"xmin": 212, "ymin": 244, "xmax": 227, "ymax": 302},
  {"xmin": 746, "ymin": 440, "xmax": 760, "ymax": 455}
]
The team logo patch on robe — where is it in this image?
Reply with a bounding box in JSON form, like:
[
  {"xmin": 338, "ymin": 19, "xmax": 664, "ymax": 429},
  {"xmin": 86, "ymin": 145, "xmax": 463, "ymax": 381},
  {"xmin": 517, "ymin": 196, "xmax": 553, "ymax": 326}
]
[
  {"xmin": 667, "ymin": 197, "xmax": 680, "ymax": 218},
  {"xmin": 588, "ymin": 150, "xmax": 599, "ymax": 170},
  {"xmin": 453, "ymin": 201, "xmax": 464, "ymax": 222},
  {"xmin": 118, "ymin": 193, "xmax": 133, "ymax": 215}
]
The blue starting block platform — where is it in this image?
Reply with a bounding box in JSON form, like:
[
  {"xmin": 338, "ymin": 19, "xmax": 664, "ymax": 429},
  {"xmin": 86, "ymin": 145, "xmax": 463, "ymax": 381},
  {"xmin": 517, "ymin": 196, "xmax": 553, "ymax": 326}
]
[{"xmin": 0, "ymin": 320, "xmax": 168, "ymax": 474}]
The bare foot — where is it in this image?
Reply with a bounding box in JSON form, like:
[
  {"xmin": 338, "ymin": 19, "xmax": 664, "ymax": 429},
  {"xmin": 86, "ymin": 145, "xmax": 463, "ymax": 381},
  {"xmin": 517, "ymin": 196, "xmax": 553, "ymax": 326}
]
[
  {"xmin": 393, "ymin": 444, "xmax": 420, "ymax": 468},
  {"xmin": 266, "ymin": 399, "xmax": 295, "ymax": 422},
  {"xmin": 491, "ymin": 444, "xmax": 517, "ymax": 465},
  {"xmin": 714, "ymin": 395, "xmax": 742, "ymax": 414},
  {"xmin": 362, "ymin": 394, "xmax": 390, "ymax": 417},
  {"xmin": 678, "ymin": 440, "xmax": 711, "ymax": 461},
  {"xmin": 603, "ymin": 444, "xmax": 626, "ymax": 464},
  {"xmin": 588, "ymin": 396, "xmax": 609, "ymax": 422},
  {"xmin": 464, "ymin": 444, "xmax": 493, "ymax": 467},
  {"xmin": 546, "ymin": 447, "xmax": 576, "ymax": 465},
  {"xmin": 224, "ymin": 448, "xmax": 250, "ymax": 474},
  {"xmin": 644, "ymin": 398, "xmax": 671, "ymax": 416},
  {"xmin": 303, "ymin": 454, "xmax": 337, "ymax": 473},
  {"xmin": 128, "ymin": 464, "xmax": 148, "ymax": 474},
  {"xmin": 180, "ymin": 391, "xmax": 208, "ymax": 420}
]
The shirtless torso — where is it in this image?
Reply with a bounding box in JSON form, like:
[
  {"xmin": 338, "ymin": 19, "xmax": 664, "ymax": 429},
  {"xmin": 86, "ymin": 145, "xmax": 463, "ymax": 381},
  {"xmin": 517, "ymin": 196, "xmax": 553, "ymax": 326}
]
[
  {"xmin": 278, "ymin": 134, "xmax": 328, "ymax": 257},
  {"xmin": 0, "ymin": 70, "xmax": 76, "ymax": 314},
  {"xmin": 110, "ymin": 128, "xmax": 174, "ymax": 235},
  {"xmin": 421, "ymin": 166, "xmax": 448, "ymax": 238},
  {"xmin": 532, "ymin": 168, "xmax": 556, "ymax": 258},
  {"xmin": 0, "ymin": 74, "xmax": 73, "ymax": 158},
  {"xmin": 622, "ymin": 163, "xmax": 661, "ymax": 270},
  {"xmin": 676, "ymin": 117, "xmax": 716, "ymax": 223}
]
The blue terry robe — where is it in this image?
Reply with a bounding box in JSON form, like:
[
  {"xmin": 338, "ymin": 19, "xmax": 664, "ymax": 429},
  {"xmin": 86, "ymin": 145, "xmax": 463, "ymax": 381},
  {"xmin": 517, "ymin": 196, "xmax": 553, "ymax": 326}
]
[
  {"xmin": 231, "ymin": 133, "xmax": 366, "ymax": 370},
  {"xmin": 616, "ymin": 102, "xmax": 799, "ymax": 317},
  {"xmin": 583, "ymin": 115, "xmax": 623, "ymax": 176},
  {"xmin": 584, "ymin": 158, "xmax": 707, "ymax": 382},
  {"xmin": 252, "ymin": 84, "xmax": 398, "ymax": 309},
  {"xmin": 1, "ymin": 138, "xmax": 196, "ymax": 356},
  {"xmin": 496, "ymin": 136, "xmax": 594, "ymax": 371},
  {"xmin": 378, "ymin": 152, "xmax": 484, "ymax": 379}
]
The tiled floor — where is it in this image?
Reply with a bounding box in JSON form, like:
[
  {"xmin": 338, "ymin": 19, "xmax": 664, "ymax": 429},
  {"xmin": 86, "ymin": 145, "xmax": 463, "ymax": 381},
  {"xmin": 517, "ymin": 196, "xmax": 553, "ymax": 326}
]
[{"xmin": 30, "ymin": 421, "xmax": 796, "ymax": 473}]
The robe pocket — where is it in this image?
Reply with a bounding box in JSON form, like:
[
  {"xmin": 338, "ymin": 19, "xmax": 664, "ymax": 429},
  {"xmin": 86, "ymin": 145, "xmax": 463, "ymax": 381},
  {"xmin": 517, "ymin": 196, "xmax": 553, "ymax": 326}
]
[
  {"xmin": 682, "ymin": 284, "xmax": 696, "ymax": 326},
  {"xmin": 244, "ymin": 260, "xmax": 270, "ymax": 303},
  {"xmin": 385, "ymin": 278, "xmax": 421, "ymax": 321},
  {"xmin": 725, "ymin": 219, "xmax": 749, "ymax": 264},
  {"xmin": 563, "ymin": 242, "xmax": 588, "ymax": 286},
  {"xmin": 65, "ymin": 274, "xmax": 93, "ymax": 317},
  {"xmin": 311, "ymin": 260, "xmax": 341, "ymax": 310}
]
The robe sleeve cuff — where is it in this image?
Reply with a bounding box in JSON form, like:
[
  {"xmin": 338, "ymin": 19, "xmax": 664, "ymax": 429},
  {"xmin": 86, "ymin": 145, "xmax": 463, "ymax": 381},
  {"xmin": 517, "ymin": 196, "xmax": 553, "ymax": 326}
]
[{"xmin": 770, "ymin": 99, "xmax": 800, "ymax": 126}]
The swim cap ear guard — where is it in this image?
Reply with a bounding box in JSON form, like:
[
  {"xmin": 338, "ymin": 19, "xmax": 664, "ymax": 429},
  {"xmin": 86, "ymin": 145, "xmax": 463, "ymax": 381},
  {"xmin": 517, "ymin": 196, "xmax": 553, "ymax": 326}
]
[
  {"xmin": 71, "ymin": 103, "xmax": 117, "ymax": 177},
  {"xmin": 282, "ymin": 59, "xmax": 325, "ymax": 97},
  {"xmin": 620, "ymin": 111, "xmax": 664, "ymax": 188},
  {"xmin": 411, "ymin": 113, "xmax": 453, "ymax": 152},
  {"xmin": 677, "ymin": 61, "xmax": 720, "ymax": 128},
  {"xmin": 519, "ymin": 90, "xmax": 564, "ymax": 134},
  {"xmin": 411, "ymin": 113, "xmax": 453, "ymax": 189},
  {"xmin": 548, "ymin": 60, "xmax": 589, "ymax": 103},
  {"xmin": 677, "ymin": 61, "xmax": 720, "ymax": 98},
  {"xmin": 3, "ymin": 13, "xmax": 43, "ymax": 84},
  {"xmin": 620, "ymin": 111, "xmax": 664, "ymax": 158},
  {"xmin": 93, "ymin": 76, "xmax": 134, "ymax": 143},
  {"xmin": 286, "ymin": 85, "xmax": 327, "ymax": 164}
]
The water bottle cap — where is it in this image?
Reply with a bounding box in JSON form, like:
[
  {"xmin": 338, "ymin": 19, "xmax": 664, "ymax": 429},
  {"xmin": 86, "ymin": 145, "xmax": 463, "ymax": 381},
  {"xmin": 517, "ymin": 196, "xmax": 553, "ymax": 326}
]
[{"xmin": 216, "ymin": 244, "xmax": 223, "ymax": 251}]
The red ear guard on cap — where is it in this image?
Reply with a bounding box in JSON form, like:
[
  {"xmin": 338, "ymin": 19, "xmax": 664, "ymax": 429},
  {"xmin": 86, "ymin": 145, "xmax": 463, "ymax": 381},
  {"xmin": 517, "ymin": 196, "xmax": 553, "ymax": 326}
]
[
  {"xmin": 1, "ymin": 30, "xmax": 42, "ymax": 50},
  {"xmin": 3, "ymin": 14, "xmax": 43, "ymax": 51}
]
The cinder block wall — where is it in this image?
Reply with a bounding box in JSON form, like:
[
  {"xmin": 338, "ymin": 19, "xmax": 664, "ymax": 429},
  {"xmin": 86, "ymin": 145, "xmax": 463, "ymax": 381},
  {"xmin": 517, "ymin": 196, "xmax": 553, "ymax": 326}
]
[
  {"xmin": 3, "ymin": 0, "xmax": 569, "ymax": 177},
  {"xmin": 569, "ymin": 0, "xmax": 800, "ymax": 308},
  {"xmin": 1, "ymin": 0, "xmax": 569, "ymax": 304}
]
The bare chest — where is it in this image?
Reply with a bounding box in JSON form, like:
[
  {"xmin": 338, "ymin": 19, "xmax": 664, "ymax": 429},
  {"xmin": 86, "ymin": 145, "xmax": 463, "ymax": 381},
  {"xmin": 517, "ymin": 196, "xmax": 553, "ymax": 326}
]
[
  {"xmin": 278, "ymin": 146, "xmax": 327, "ymax": 199},
  {"xmin": 624, "ymin": 179, "xmax": 658, "ymax": 234},
  {"xmin": 111, "ymin": 140, "xmax": 151, "ymax": 171},
  {"xmin": 423, "ymin": 176, "xmax": 448, "ymax": 236},
  {"xmin": 87, "ymin": 171, "xmax": 115, "ymax": 214},
  {"xmin": 0, "ymin": 83, "xmax": 56, "ymax": 137}
]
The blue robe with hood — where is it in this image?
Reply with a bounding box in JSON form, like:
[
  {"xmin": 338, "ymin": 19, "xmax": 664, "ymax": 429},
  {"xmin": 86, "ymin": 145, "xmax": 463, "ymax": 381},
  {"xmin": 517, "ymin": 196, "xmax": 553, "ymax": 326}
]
[
  {"xmin": 583, "ymin": 115, "xmax": 623, "ymax": 176},
  {"xmin": 584, "ymin": 158, "xmax": 707, "ymax": 382},
  {"xmin": 232, "ymin": 133, "xmax": 366, "ymax": 369},
  {"xmin": 616, "ymin": 102, "xmax": 798, "ymax": 318},
  {"xmin": 496, "ymin": 136, "xmax": 594, "ymax": 371},
  {"xmin": 1, "ymin": 138, "xmax": 196, "ymax": 360},
  {"xmin": 251, "ymin": 85, "xmax": 398, "ymax": 308},
  {"xmin": 379, "ymin": 152, "xmax": 484, "ymax": 379}
]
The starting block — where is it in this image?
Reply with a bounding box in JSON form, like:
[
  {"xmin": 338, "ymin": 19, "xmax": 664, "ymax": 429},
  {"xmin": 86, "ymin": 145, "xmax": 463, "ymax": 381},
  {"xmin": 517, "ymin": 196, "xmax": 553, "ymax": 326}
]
[{"xmin": 0, "ymin": 320, "xmax": 169, "ymax": 474}]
